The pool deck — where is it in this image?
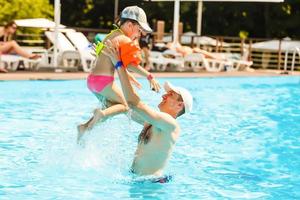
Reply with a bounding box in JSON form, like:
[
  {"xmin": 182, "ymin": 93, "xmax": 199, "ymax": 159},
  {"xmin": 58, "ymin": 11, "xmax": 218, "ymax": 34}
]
[{"xmin": 1, "ymin": 70, "xmax": 300, "ymax": 81}]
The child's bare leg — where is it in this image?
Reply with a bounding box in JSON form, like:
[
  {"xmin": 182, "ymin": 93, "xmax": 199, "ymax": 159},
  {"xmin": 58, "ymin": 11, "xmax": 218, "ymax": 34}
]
[
  {"xmin": 77, "ymin": 82, "xmax": 128, "ymax": 142},
  {"xmin": 87, "ymin": 103, "xmax": 127, "ymax": 130},
  {"xmin": 77, "ymin": 93, "xmax": 109, "ymax": 136},
  {"xmin": 77, "ymin": 104, "xmax": 126, "ymax": 142},
  {"xmin": 77, "ymin": 115, "xmax": 95, "ymax": 136}
]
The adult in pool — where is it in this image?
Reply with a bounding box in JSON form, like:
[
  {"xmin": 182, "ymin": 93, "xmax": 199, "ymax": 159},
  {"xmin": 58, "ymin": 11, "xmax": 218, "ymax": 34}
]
[{"xmin": 104, "ymin": 41, "xmax": 193, "ymax": 180}]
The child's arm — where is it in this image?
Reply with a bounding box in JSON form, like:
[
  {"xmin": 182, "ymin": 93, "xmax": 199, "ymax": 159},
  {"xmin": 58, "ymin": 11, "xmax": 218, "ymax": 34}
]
[
  {"xmin": 127, "ymin": 70, "xmax": 142, "ymax": 89},
  {"xmin": 127, "ymin": 64, "xmax": 161, "ymax": 92},
  {"xmin": 113, "ymin": 36, "xmax": 161, "ymax": 92}
]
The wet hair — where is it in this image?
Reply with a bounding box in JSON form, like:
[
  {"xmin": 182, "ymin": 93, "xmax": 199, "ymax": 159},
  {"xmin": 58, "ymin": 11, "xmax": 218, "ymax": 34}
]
[{"xmin": 4, "ymin": 21, "xmax": 17, "ymax": 29}]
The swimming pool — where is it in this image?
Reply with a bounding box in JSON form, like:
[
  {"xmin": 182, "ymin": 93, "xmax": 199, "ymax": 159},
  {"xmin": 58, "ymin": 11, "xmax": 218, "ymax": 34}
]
[{"xmin": 0, "ymin": 76, "xmax": 299, "ymax": 199}]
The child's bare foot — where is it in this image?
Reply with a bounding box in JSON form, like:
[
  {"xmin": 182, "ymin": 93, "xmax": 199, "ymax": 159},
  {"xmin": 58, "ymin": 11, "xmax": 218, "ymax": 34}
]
[
  {"xmin": 86, "ymin": 109, "xmax": 104, "ymax": 130},
  {"xmin": 77, "ymin": 124, "xmax": 87, "ymax": 143}
]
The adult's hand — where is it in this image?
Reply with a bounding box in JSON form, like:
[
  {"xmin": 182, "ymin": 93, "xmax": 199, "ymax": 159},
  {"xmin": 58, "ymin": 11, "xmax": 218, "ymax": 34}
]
[{"xmin": 101, "ymin": 39, "xmax": 120, "ymax": 66}]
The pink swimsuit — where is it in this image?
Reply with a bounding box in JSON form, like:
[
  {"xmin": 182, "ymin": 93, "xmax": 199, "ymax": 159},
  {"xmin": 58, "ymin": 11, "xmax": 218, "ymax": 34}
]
[{"xmin": 87, "ymin": 74, "xmax": 114, "ymax": 93}]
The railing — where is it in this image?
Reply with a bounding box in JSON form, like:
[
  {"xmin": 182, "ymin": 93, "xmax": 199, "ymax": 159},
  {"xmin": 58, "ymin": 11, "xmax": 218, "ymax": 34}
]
[
  {"xmin": 15, "ymin": 33, "xmax": 46, "ymax": 47},
  {"xmin": 284, "ymin": 47, "xmax": 300, "ymax": 72},
  {"xmin": 291, "ymin": 47, "xmax": 300, "ymax": 71},
  {"xmin": 12, "ymin": 29, "xmax": 300, "ymax": 71},
  {"xmin": 180, "ymin": 35, "xmax": 300, "ymax": 71}
]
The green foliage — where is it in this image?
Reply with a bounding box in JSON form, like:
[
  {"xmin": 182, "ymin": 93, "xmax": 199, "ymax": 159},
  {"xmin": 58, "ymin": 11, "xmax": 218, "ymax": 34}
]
[
  {"xmin": 62, "ymin": 0, "xmax": 114, "ymax": 28},
  {"xmin": 0, "ymin": 0, "xmax": 53, "ymax": 24},
  {"xmin": 202, "ymin": 0, "xmax": 300, "ymax": 38},
  {"xmin": 83, "ymin": 0, "xmax": 94, "ymax": 14},
  {"xmin": 239, "ymin": 30, "xmax": 249, "ymax": 39},
  {"xmin": 0, "ymin": 0, "xmax": 53, "ymax": 36},
  {"xmin": 2, "ymin": 0, "xmax": 299, "ymax": 38}
]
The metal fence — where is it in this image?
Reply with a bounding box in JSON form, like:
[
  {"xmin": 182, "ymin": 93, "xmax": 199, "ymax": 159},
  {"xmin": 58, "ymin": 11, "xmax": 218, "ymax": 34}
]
[{"xmin": 14, "ymin": 28, "xmax": 300, "ymax": 71}]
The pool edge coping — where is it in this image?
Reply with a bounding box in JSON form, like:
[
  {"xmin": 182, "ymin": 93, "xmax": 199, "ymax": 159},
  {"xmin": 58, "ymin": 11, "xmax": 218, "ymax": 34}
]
[{"xmin": 1, "ymin": 70, "xmax": 300, "ymax": 81}]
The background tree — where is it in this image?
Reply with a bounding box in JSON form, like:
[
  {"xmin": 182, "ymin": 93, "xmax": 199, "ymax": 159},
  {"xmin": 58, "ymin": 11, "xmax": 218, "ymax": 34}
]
[
  {"xmin": 203, "ymin": 0, "xmax": 300, "ymax": 38},
  {"xmin": 46, "ymin": 0, "xmax": 300, "ymax": 39},
  {"xmin": 2, "ymin": 0, "xmax": 299, "ymax": 39},
  {"xmin": 0, "ymin": 0, "xmax": 53, "ymax": 24},
  {"xmin": 0, "ymin": 0, "xmax": 53, "ymax": 37}
]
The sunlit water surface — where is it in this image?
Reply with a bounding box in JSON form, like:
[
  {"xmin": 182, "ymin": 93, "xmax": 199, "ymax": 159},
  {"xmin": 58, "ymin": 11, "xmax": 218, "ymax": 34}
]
[{"xmin": 0, "ymin": 77, "xmax": 300, "ymax": 199}]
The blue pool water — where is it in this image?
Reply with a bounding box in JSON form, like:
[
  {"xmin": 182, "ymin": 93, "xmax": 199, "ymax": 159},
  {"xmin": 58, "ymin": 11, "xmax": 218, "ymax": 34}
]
[{"xmin": 0, "ymin": 76, "xmax": 300, "ymax": 199}]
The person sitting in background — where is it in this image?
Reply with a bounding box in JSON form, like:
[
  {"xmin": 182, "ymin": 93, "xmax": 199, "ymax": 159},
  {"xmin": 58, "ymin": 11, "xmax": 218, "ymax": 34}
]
[
  {"xmin": 167, "ymin": 42, "xmax": 249, "ymax": 62},
  {"xmin": 166, "ymin": 42, "xmax": 193, "ymax": 57},
  {"xmin": 192, "ymin": 46, "xmax": 225, "ymax": 60},
  {"xmin": 139, "ymin": 32, "xmax": 152, "ymax": 71},
  {"xmin": 0, "ymin": 21, "xmax": 41, "ymax": 60},
  {"xmin": 152, "ymin": 42, "xmax": 169, "ymax": 52}
]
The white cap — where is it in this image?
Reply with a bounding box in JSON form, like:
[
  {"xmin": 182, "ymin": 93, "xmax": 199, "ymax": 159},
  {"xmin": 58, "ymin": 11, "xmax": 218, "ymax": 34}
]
[
  {"xmin": 164, "ymin": 81, "xmax": 193, "ymax": 113},
  {"xmin": 120, "ymin": 6, "xmax": 152, "ymax": 33}
]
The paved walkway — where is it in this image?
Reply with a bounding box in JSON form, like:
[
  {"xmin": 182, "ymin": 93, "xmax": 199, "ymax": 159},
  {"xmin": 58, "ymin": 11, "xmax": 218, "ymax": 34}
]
[{"xmin": 0, "ymin": 70, "xmax": 299, "ymax": 81}]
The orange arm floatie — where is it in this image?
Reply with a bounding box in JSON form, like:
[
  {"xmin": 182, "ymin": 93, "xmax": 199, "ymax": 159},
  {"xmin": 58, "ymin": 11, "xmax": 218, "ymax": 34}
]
[{"xmin": 119, "ymin": 42, "xmax": 142, "ymax": 68}]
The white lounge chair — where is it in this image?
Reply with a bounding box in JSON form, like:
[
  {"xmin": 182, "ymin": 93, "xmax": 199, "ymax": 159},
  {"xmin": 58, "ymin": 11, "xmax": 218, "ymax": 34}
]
[
  {"xmin": 216, "ymin": 51, "xmax": 253, "ymax": 72},
  {"xmin": 183, "ymin": 53, "xmax": 204, "ymax": 72},
  {"xmin": 149, "ymin": 51, "xmax": 167, "ymax": 71},
  {"xmin": 44, "ymin": 31, "xmax": 80, "ymax": 70},
  {"xmin": 65, "ymin": 31, "xmax": 96, "ymax": 72},
  {"xmin": 0, "ymin": 54, "xmax": 41, "ymax": 71},
  {"xmin": 148, "ymin": 51, "xmax": 186, "ymax": 72},
  {"xmin": 196, "ymin": 49, "xmax": 253, "ymax": 72},
  {"xmin": 162, "ymin": 49, "xmax": 185, "ymax": 71},
  {"xmin": 0, "ymin": 55, "xmax": 23, "ymax": 71},
  {"xmin": 227, "ymin": 59, "xmax": 253, "ymax": 72},
  {"xmin": 198, "ymin": 53, "xmax": 231, "ymax": 72}
]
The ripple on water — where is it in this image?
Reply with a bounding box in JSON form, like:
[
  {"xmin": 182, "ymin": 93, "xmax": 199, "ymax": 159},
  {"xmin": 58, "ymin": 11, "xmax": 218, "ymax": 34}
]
[{"xmin": 1, "ymin": 77, "xmax": 300, "ymax": 199}]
